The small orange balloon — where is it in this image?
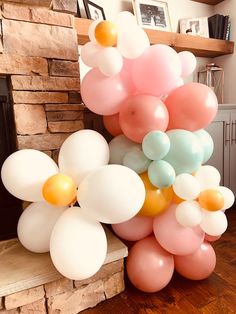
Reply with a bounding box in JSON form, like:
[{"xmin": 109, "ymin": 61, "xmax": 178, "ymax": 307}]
[
  {"xmin": 198, "ymin": 189, "xmax": 224, "ymax": 211},
  {"xmin": 95, "ymin": 21, "xmax": 118, "ymax": 47},
  {"xmin": 138, "ymin": 172, "xmax": 173, "ymax": 217},
  {"xmin": 42, "ymin": 174, "xmax": 77, "ymax": 207},
  {"xmin": 172, "ymin": 191, "xmax": 185, "ymax": 204}
]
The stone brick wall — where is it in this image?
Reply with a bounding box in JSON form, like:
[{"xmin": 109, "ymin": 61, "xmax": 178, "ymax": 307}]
[
  {"xmin": 0, "ymin": 260, "xmax": 125, "ymax": 314},
  {"xmin": 0, "ymin": 1, "xmax": 84, "ymax": 161}
]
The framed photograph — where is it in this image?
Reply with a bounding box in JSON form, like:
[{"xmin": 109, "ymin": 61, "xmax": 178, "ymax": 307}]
[
  {"xmin": 132, "ymin": 0, "xmax": 171, "ymax": 31},
  {"xmin": 83, "ymin": 0, "xmax": 106, "ymax": 20},
  {"xmin": 179, "ymin": 17, "xmax": 209, "ymax": 38},
  {"xmin": 76, "ymin": 1, "xmax": 81, "ymax": 17}
]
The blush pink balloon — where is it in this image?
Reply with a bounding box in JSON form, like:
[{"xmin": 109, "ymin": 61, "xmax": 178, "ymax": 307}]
[
  {"xmin": 174, "ymin": 241, "xmax": 216, "ymax": 280},
  {"xmin": 119, "ymin": 94, "xmax": 169, "ymax": 143},
  {"xmin": 153, "ymin": 204, "xmax": 204, "ymax": 256},
  {"xmin": 103, "ymin": 114, "xmax": 122, "ymax": 136},
  {"xmin": 178, "ymin": 51, "xmax": 197, "ymax": 77},
  {"xmin": 165, "ymin": 83, "xmax": 218, "ymax": 131},
  {"xmin": 131, "ymin": 44, "xmax": 182, "ymax": 97},
  {"xmin": 112, "ymin": 216, "xmax": 153, "ymax": 241},
  {"xmin": 126, "ymin": 236, "xmax": 174, "ymax": 292},
  {"xmin": 81, "ymin": 68, "xmax": 132, "ymax": 115},
  {"xmin": 204, "ymin": 234, "xmax": 221, "ymax": 242}
]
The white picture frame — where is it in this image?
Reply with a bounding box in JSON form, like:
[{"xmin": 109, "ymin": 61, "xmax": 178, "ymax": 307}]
[
  {"xmin": 179, "ymin": 17, "xmax": 209, "ymax": 38},
  {"xmin": 132, "ymin": 0, "xmax": 171, "ymax": 31}
]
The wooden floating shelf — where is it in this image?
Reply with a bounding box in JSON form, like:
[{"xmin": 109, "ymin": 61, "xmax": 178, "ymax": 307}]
[{"xmin": 74, "ymin": 17, "xmax": 234, "ymax": 58}]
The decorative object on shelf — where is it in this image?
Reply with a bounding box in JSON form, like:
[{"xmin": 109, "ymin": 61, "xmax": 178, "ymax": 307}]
[
  {"xmin": 83, "ymin": 0, "xmax": 105, "ymax": 20},
  {"xmin": 179, "ymin": 17, "xmax": 209, "ymax": 38},
  {"xmin": 198, "ymin": 63, "xmax": 224, "ymax": 104},
  {"xmin": 132, "ymin": 0, "xmax": 171, "ymax": 31},
  {"xmin": 208, "ymin": 14, "xmax": 230, "ymax": 40}
]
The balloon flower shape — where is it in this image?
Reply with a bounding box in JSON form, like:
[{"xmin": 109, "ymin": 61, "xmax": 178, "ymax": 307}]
[{"xmin": 1, "ymin": 129, "xmax": 145, "ymax": 280}]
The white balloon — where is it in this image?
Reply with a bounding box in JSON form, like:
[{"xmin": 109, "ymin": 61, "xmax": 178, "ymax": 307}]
[
  {"xmin": 200, "ymin": 210, "xmax": 228, "ymax": 236},
  {"xmin": 173, "ymin": 174, "xmax": 201, "ymax": 201},
  {"xmin": 98, "ymin": 47, "xmax": 123, "ymax": 76},
  {"xmin": 117, "ymin": 26, "xmax": 150, "ymax": 59},
  {"xmin": 88, "ymin": 19, "xmax": 101, "ymax": 42},
  {"xmin": 78, "ymin": 165, "xmax": 145, "ymax": 223},
  {"xmin": 109, "ymin": 134, "xmax": 141, "ymax": 164},
  {"xmin": 17, "ymin": 202, "xmax": 66, "ymax": 253},
  {"xmin": 58, "ymin": 130, "xmax": 109, "ymax": 186},
  {"xmin": 1, "ymin": 149, "xmax": 58, "ymax": 202},
  {"xmin": 175, "ymin": 201, "xmax": 203, "ymax": 227},
  {"xmin": 195, "ymin": 165, "xmax": 221, "ymax": 190},
  {"xmin": 50, "ymin": 207, "xmax": 107, "ymax": 280},
  {"xmin": 218, "ymin": 186, "xmax": 235, "ymax": 210},
  {"xmin": 115, "ymin": 11, "xmax": 137, "ymax": 29},
  {"xmin": 80, "ymin": 42, "xmax": 102, "ymax": 68}
]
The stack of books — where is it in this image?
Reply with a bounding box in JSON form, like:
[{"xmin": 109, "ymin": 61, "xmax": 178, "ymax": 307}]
[{"xmin": 208, "ymin": 14, "xmax": 231, "ymax": 40}]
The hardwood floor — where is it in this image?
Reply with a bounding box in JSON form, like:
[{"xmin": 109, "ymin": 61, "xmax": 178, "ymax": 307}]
[{"xmin": 83, "ymin": 208, "xmax": 236, "ymax": 314}]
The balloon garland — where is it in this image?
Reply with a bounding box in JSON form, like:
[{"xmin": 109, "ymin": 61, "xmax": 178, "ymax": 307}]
[{"xmin": 1, "ymin": 12, "xmax": 234, "ymax": 292}]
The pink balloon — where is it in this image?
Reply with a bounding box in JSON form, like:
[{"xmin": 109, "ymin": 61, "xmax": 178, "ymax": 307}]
[
  {"xmin": 126, "ymin": 236, "xmax": 174, "ymax": 292},
  {"xmin": 119, "ymin": 94, "xmax": 169, "ymax": 143},
  {"xmin": 153, "ymin": 204, "xmax": 204, "ymax": 256},
  {"xmin": 103, "ymin": 114, "xmax": 122, "ymax": 136},
  {"xmin": 81, "ymin": 68, "xmax": 132, "ymax": 115},
  {"xmin": 178, "ymin": 51, "xmax": 197, "ymax": 77},
  {"xmin": 112, "ymin": 216, "xmax": 153, "ymax": 241},
  {"xmin": 131, "ymin": 44, "xmax": 182, "ymax": 97},
  {"xmin": 165, "ymin": 83, "xmax": 218, "ymax": 131},
  {"xmin": 174, "ymin": 242, "xmax": 216, "ymax": 280},
  {"xmin": 204, "ymin": 234, "xmax": 221, "ymax": 242}
]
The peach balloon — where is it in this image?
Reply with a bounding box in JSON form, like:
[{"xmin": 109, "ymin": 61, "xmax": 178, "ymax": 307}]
[
  {"xmin": 103, "ymin": 114, "xmax": 122, "ymax": 136},
  {"xmin": 81, "ymin": 68, "xmax": 133, "ymax": 115},
  {"xmin": 112, "ymin": 216, "xmax": 153, "ymax": 241},
  {"xmin": 165, "ymin": 83, "xmax": 218, "ymax": 131},
  {"xmin": 138, "ymin": 172, "xmax": 173, "ymax": 217},
  {"xmin": 198, "ymin": 189, "xmax": 224, "ymax": 211},
  {"xmin": 126, "ymin": 236, "xmax": 174, "ymax": 292},
  {"xmin": 204, "ymin": 234, "xmax": 221, "ymax": 242},
  {"xmin": 153, "ymin": 204, "xmax": 205, "ymax": 255},
  {"xmin": 174, "ymin": 242, "xmax": 216, "ymax": 280},
  {"xmin": 119, "ymin": 94, "xmax": 169, "ymax": 143}
]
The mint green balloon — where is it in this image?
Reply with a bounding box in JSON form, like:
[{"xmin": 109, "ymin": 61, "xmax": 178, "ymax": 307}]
[
  {"xmin": 123, "ymin": 149, "xmax": 151, "ymax": 174},
  {"xmin": 164, "ymin": 130, "xmax": 204, "ymax": 175},
  {"xmin": 142, "ymin": 131, "xmax": 170, "ymax": 160},
  {"xmin": 148, "ymin": 160, "xmax": 176, "ymax": 188},
  {"xmin": 194, "ymin": 129, "xmax": 214, "ymax": 164}
]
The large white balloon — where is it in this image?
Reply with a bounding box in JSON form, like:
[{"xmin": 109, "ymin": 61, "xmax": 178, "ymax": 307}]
[
  {"xmin": 1, "ymin": 150, "xmax": 59, "ymax": 202},
  {"xmin": 58, "ymin": 130, "xmax": 109, "ymax": 186},
  {"xmin": 98, "ymin": 47, "xmax": 123, "ymax": 76},
  {"xmin": 17, "ymin": 202, "xmax": 66, "ymax": 253},
  {"xmin": 173, "ymin": 174, "xmax": 201, "ymax": 201},
  {"xmin": 50, "ymin": 207, "xmax": 107, "ymax": 280},
  {"xmin": 80, "ymin": 42, "xmax": 102, "ymax": 68},
  {"xmin": 200, "ymin": 210, "xmax": 228, "ymax": 236},
  {"xmin": 195, "ymin": 165, "xmax": 221, "ymax": 190},
  {"xmin": 218, "ymin": 186, "xmax": 235, "ymax": 210},
  {"xmin": 78, "ymin": 165, "xmax": 145, "ymax": 223},
  {"xmin": 109, "ymin": 134, "xmax": 141, "ymax": 164}
]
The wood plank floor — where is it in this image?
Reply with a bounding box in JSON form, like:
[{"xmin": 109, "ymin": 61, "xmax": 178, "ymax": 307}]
[{"xmin": 83, "ymin": 208, "xmax": 236, "ymax": 314}]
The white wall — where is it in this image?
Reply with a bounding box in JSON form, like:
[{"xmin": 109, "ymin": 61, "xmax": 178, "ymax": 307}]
[
  {"xmin": 79, "ymin": 0, "xmax": 214, "ymax": 82},
  {"xmin": 213, "ymin": 0, "xmax": 236, "ymax": 104}
]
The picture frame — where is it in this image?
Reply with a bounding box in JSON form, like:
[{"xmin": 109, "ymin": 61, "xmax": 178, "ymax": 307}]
[
  {"xmin": 179, "ymin": 17, "xmax": 209, "ymax": 38},
  {"xmin": 83, "ymin": 0, "xmax": 106, "ymax": 21},
  {"xmin": 76, "ymin": 1, "xmax": 81, "ymax": 17},
  {"xmin": 132, "ymin": 0, "xmax": 171, "ymax": 31}
]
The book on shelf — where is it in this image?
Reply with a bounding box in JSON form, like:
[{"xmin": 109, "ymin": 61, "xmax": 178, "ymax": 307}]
[{"xmin": 208, "ymin": 14, "xmax": 230, "ymax": 40}]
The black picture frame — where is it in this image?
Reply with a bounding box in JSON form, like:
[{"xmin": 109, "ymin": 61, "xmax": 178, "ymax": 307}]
[
  {"xmin": 83, "ymin": 0, "xmax": 106, "ymax": 20},
  {"xmin": 76, "ymin": 1, "xmax": 81, "ymax": 17}
]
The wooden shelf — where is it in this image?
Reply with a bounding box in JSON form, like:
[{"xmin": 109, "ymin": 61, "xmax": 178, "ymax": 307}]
[
  {"xmin": 74, "ymin": 18, "xmax": 234, "ymax": 58},
  {"xmin": 191, "ymin": 0, "xmax": 224, "ymax": 4}
]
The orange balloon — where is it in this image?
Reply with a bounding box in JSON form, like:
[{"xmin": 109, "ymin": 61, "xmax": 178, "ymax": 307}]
[
  {"xmin": 138, "ymin": 172, "xmax": 173, "ymax": 217},
  {"xmin": 198, "ymin": 189, "xmax": 224, "ymax": 211},
  {"xmin": 95, "ymin": 21, "xmax": 118, "ymax": 47},
  {"xmin": 103, "ymin": 113, "xmax": 122, "ymax": 136},
  {"xmin": 42, "ymin": 174, "xmax": 77, "ymax": 207},
  {"xmin": 170, "ymin": 187, "xmax": 184, "ymax": 204}
]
